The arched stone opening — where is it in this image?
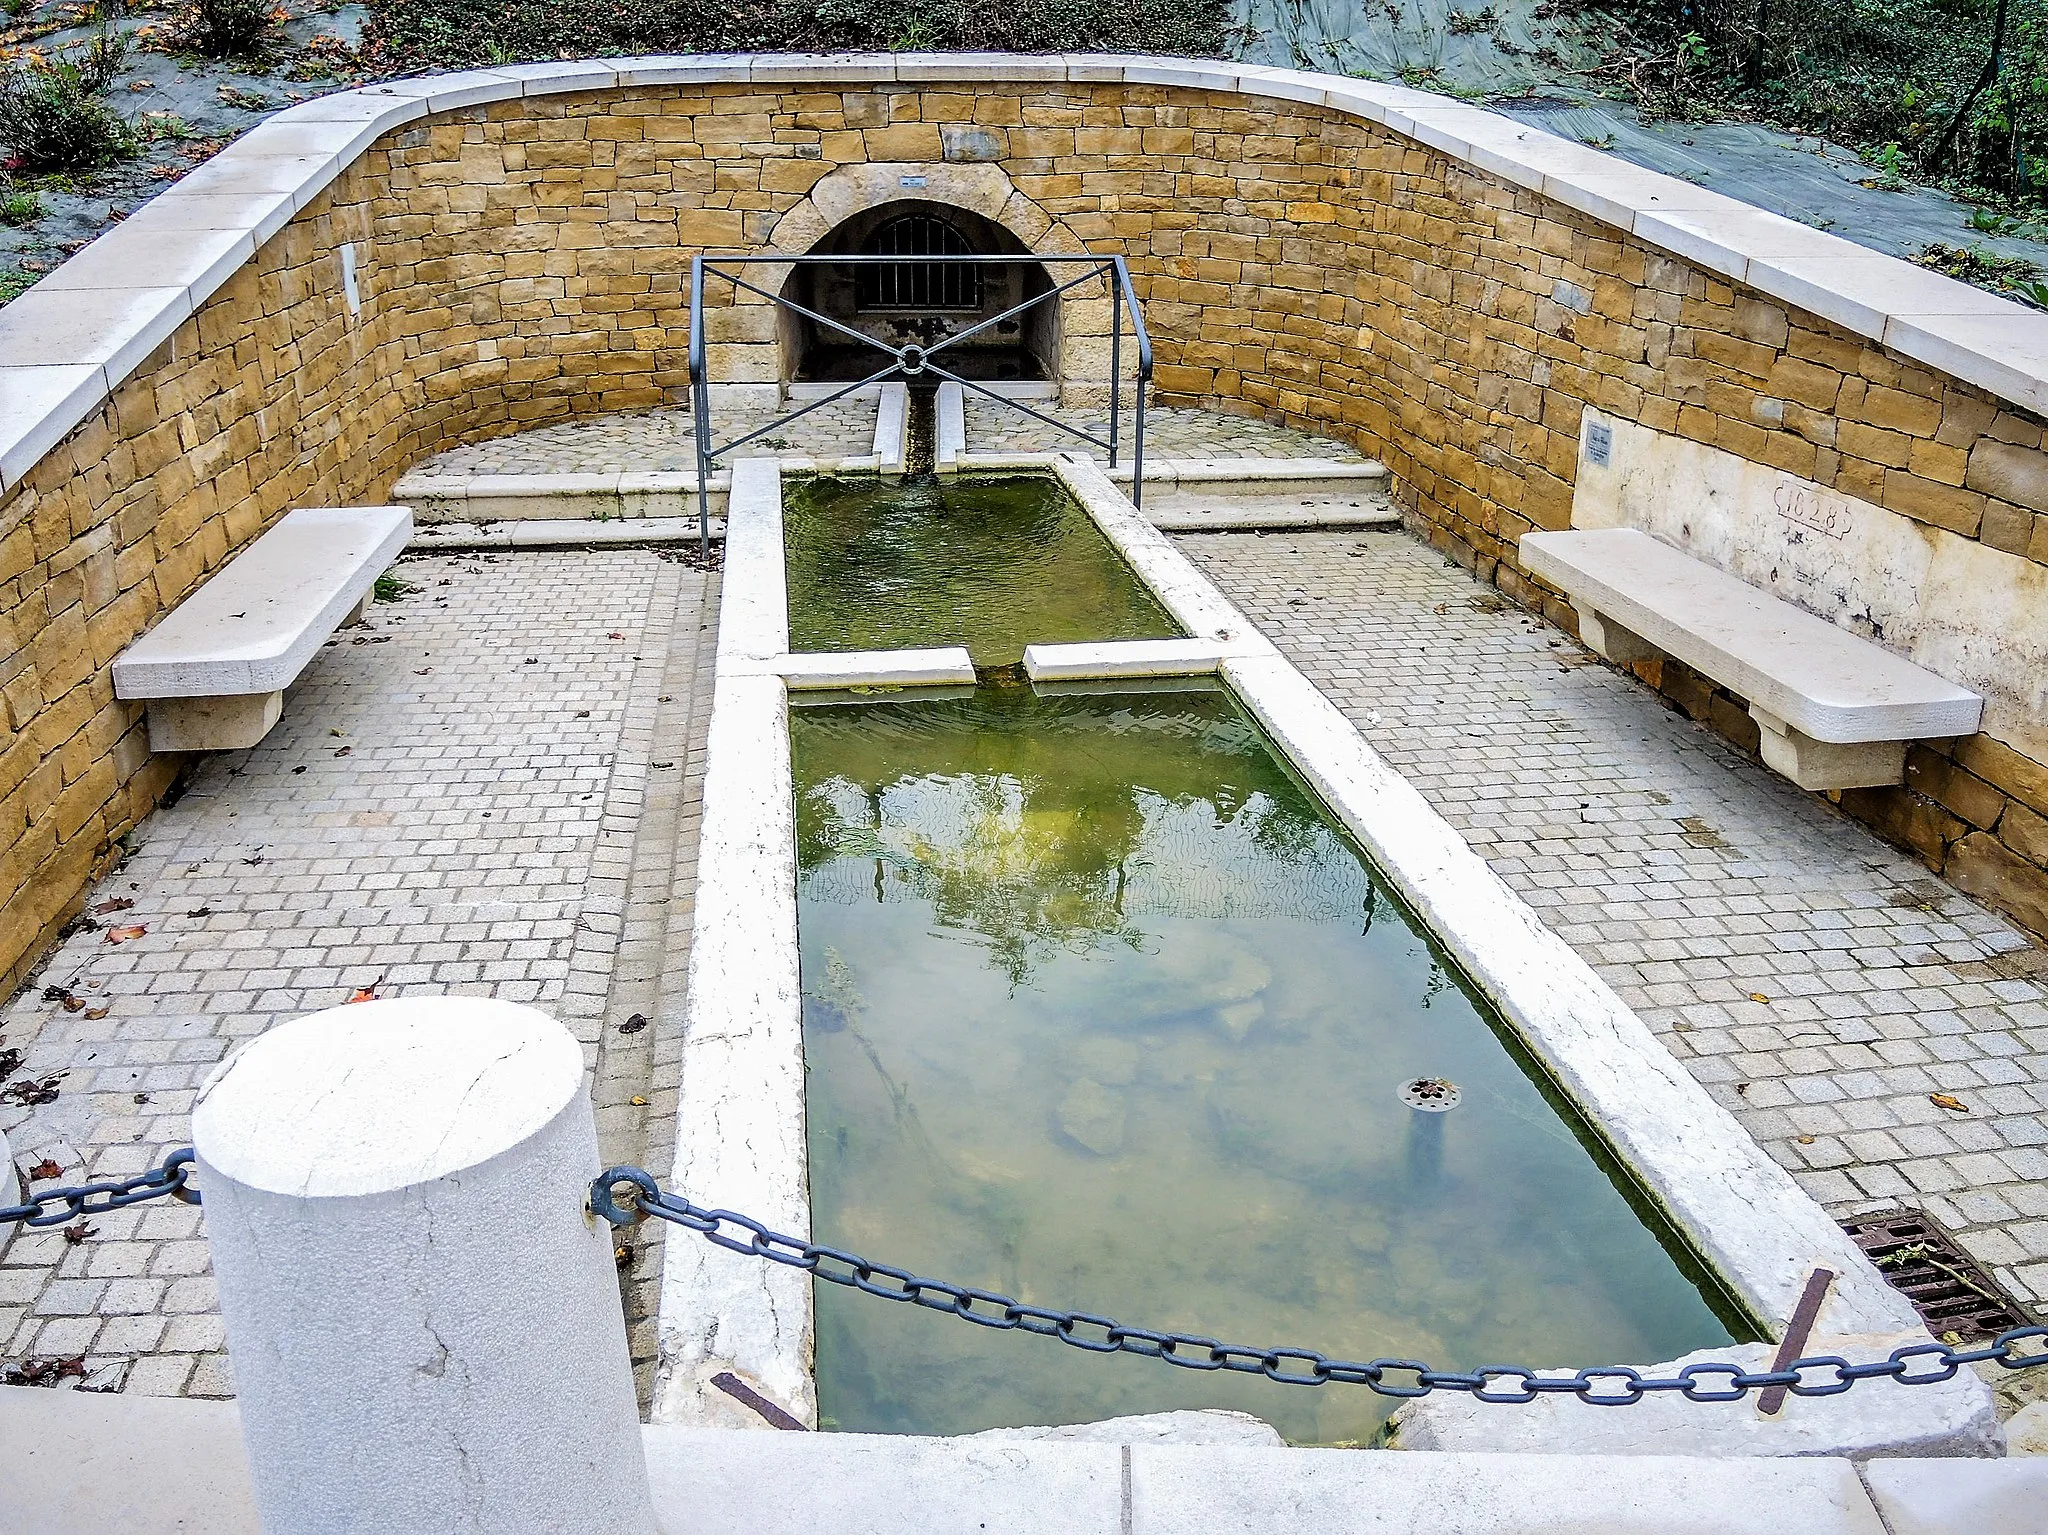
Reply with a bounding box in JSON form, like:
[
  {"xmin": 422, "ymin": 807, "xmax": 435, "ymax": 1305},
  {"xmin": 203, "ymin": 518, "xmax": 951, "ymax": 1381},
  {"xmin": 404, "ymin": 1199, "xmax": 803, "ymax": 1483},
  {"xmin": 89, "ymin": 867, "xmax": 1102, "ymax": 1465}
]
[{"xmin": 777, "ymin": 200, "xmax": 1058, "ymax": 385}]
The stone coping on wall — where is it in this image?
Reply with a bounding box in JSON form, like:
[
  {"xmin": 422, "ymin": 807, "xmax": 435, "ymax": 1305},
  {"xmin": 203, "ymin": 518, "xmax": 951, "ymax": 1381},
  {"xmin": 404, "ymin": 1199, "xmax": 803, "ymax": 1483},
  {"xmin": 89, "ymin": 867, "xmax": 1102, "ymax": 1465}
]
[{"xmin": 2, "ymin": 53, "xmax": 2046, "ymax": 497}]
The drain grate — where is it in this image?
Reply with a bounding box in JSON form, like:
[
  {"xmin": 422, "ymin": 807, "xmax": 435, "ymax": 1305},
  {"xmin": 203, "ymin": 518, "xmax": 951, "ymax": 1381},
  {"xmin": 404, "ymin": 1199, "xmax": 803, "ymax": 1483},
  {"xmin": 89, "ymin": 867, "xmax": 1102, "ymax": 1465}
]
[{"xmin": 1840, "ymin": 1208, "xmax": 2031, "ymax": 1339}]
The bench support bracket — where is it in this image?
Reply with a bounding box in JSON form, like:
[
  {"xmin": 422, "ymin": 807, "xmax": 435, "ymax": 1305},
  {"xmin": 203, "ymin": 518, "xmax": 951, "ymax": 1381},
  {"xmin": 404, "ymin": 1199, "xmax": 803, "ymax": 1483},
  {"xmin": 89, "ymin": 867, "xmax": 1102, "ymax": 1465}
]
[
  {"xmin": 1574, "ymin": 606, "xmax": 1662, "ymax": 668},
  {"xmin": 1750, "ymin": 709, "xmax": 1906, "ymax": 793},
  {"xmin": 148, "ymin": 693, "xmax": 286, "ymax": 754}
]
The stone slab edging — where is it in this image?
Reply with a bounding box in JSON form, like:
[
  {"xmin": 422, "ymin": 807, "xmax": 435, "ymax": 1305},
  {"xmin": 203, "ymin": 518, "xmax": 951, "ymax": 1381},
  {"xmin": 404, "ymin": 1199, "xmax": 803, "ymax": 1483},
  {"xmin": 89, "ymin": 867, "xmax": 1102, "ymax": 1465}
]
[
  {"xmin": 660, "ymin": 445, "xmax": 1962, "ymax": 1443},
  {"xmin": 6, "ymin": 52, "xmax": 2046, "ymax": 497},
  {"xmin": 407, "ymin": 516, "xmax": 726, "ymax": 550},
  {"xmin": 10, "ymin": 1384, "xmax": 2048, "ymax": 1534}
]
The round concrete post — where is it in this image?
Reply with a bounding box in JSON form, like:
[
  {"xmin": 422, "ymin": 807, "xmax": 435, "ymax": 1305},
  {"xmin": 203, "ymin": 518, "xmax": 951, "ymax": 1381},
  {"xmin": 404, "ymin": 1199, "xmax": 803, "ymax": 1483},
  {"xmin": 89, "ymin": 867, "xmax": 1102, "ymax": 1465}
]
[{"xmin": 192, "ymin": 998, "xmax": 658, "ymax": 1535}]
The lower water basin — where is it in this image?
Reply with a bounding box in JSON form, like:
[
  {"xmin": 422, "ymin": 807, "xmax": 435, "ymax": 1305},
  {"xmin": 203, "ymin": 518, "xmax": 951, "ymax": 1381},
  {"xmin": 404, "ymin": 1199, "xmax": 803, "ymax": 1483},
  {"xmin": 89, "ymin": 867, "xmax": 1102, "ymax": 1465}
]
[
  {"xmin": 782, "ymin": 473, "xmax": 1183, "ymax": 666},
  {"xmin": 792, "ymin": 680, "xmax": 1750, "ymax": 1443}
]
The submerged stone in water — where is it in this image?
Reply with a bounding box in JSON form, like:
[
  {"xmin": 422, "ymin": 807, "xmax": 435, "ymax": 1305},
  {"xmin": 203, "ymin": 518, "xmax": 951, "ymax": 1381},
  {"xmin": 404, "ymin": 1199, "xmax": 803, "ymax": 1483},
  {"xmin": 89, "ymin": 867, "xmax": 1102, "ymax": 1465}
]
[
  {"xmin": 1055, "ymin": 1078, "xmax": 1127, "ymax": 1156},
  {"xmin": 1070, "ymin": 1036, "xmax": 1140, "ymax": 1086}
]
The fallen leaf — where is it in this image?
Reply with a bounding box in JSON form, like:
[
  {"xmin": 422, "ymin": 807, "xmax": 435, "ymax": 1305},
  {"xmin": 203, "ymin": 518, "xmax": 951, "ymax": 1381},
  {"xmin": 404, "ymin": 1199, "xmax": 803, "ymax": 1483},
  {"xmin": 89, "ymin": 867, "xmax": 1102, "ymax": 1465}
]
[
  {"xmin": 1748, "ymin": 992, "xmax": 1770, "ymax": 1004},
  {"xmin": 1797, "ymin": 1134, "xmax": 1816, "ymax": 1145},
  {"xmin": 607, "ymin": 631, "xmax": 625, "ymax": 640},
  {"xmin": 104, "ymin": 925, "xmax": 147, "ymax": 944},
  {"xmin": 29, "ymin": 1159, "xmax": 63, "ymax": 1181},
  {"xmin": 618, "ymin": 1014, "xmax": 649, "ymax": 1035},
  {"xmin": 62, "ymin": 1221, "xmax": 96, "ymax": 1246},
  {"xmin": 186, "ymin": 907, "xmax": 215, "ymax": 918},
  {"xmin": 1734, "ymin": 1082, "xmax": 1750, "ymax": 1095},
  {"xmin": 329, "ymin": 728, "xmax": 344, "ymax": 737},
  {"xmin": 292, "ymin": 765, "xmax": 307, "ymax": 775},
  {"xmin": 630, "ymin": 1095, "xmax": 648, "ymax": 1106},
  {"xmin": 334, "ymin": 746, "xmax": 352, "ymax": 757},
  {"xmin": 134, "ymin": 1092, "xmax": 150, "ymax": 1105},
  {"xmin": 83, "ymin": 1007, "xmax": 109, "ymax": 1020},
  {"xmin": 91, "ymin": 898, "xmax": 134, "ymax": 916},
  {"xmin": 2, "ymin": 1075, "xmax": 63, "ymax": 1107},
  {"xmin": 3, "ymin": 1356, "xmax": 87, "ymax": 1388},
  {"xmin": 1930, "ymin": 1093, "xmax": 1970, "ymax": 1114}
]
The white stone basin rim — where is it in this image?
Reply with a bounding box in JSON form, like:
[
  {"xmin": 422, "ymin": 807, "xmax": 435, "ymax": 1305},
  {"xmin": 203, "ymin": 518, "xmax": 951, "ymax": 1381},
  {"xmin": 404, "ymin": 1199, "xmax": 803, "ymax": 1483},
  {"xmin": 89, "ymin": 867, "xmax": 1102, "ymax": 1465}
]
[
  {"xmin": 658, "ymin": 446, "xmax": 1932, "ymax": 1434},
  {"xmin": 111, "ymin": 505, "xmax": 411, "ymax": 699},
  {"xmin": 1521, "ymin": 528, "xmax": 1985, "ymax": 743},
  {"xmin": 6, "ymin": 53, "xmax": 2047, "ymax": 495}
]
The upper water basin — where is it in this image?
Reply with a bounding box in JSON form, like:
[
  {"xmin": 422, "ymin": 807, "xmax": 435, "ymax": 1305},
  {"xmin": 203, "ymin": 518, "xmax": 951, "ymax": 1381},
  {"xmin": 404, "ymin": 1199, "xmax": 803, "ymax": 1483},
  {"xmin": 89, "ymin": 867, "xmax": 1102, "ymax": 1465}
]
[{"xmin": 782, "ymin": 473, "xmax": 1183, "ymax": 667}]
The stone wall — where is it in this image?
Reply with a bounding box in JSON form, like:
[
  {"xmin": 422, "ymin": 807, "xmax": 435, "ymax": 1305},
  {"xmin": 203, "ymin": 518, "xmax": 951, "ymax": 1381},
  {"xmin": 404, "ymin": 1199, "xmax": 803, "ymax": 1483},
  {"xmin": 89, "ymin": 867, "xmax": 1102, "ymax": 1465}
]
[{"xmin": 5, "ymin": 69, "xmax": 2047, "ymax": 990}]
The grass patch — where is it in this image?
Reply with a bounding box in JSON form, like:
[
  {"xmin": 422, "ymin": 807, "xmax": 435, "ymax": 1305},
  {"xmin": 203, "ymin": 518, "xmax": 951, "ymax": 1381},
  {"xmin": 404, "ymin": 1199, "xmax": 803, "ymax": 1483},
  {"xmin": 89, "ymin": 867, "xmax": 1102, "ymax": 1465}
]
[{"xmin": 366, "ymin": 0, "xmax": 1231, "ymax": 70}]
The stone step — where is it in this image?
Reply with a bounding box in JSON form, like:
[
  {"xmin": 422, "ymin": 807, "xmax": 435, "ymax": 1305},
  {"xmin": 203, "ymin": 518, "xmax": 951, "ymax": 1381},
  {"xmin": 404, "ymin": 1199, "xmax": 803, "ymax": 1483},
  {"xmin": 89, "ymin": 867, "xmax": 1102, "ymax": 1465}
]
[
  {"xmin": 7, "ymin": 1386, "xmax": 2041, "ymax": 1535},
  {"xmin": 409, "ymin": 517, "xmax": 724, "ymax": 552}
]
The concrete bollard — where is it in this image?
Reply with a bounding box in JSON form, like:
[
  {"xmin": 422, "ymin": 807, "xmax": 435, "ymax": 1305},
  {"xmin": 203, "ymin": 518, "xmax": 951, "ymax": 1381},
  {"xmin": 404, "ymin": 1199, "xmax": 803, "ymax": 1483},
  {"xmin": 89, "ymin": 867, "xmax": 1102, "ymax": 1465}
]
[{"xmin": 192, "ymin": 997, "xmax": 658, "ymax": 1535}]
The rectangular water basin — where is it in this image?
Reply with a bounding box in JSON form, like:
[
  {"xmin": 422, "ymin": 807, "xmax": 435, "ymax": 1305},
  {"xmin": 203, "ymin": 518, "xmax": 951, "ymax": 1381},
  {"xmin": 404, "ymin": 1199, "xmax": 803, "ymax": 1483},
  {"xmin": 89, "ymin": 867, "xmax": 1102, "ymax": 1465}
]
[
  {"xmin": 791, "ymin": 679, "xmax": 1753, "ymax": 1444},
  {"xmin": 783, "ymin": 473, "xmax": 1184, "ymax": 667}
]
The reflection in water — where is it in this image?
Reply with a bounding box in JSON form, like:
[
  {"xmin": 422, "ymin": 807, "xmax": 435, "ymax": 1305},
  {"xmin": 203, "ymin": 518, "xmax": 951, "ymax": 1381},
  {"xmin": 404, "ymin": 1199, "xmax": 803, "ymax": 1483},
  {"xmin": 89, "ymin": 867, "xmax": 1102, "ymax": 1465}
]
[
  {"xmin": 783, "ymin": 473, "xmax": 1183, "ymax": 666},
  {"xmin": 794, "ymin": 682, "xmax": 1747, "ymax": 1443}
]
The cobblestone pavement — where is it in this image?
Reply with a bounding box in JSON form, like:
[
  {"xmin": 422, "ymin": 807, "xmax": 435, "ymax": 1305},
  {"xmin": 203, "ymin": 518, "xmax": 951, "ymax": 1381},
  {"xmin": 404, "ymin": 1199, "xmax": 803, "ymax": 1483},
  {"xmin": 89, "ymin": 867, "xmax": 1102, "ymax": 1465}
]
[
  {"xmin": 411, "ymin": 397, "xmax": 878, "ymax": 475},
  {"xmin": 1184, "ymin": 529, "xmax": 2048, "ymax": 1330},
  {"xmin": 0, "ymin": 550, "xmax": 716, "ymax": 1403},
  {"xmin": 963, "ymin": 400, "xmax": 1370, "ymax": 461}
]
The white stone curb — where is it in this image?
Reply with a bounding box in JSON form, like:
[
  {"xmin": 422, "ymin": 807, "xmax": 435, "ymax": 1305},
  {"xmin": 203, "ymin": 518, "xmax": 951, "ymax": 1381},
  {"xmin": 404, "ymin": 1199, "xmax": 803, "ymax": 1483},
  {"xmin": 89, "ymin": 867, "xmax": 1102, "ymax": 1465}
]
[
  {"xmin": 935, "ymin": 380, "xmax": 967, "ymax": 469},
  {"xmin": 407, "ymin": 516, "xmax": 725, "ymax": 550},
  {"xmin": 873, "ymin": 382, "xmax": 909, "ymax": 474},
  {"xmin": 387, "ymin": 470, "xmax": 732, "ymax": 523}
]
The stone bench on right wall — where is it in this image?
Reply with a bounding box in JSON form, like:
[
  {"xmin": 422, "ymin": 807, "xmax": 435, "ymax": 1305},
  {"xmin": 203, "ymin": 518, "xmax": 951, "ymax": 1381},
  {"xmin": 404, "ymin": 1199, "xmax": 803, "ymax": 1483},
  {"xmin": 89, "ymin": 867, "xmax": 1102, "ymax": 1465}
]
[{"xmin": 1521, "ymin": 527, "xmax": 1985, "ymax": 791}]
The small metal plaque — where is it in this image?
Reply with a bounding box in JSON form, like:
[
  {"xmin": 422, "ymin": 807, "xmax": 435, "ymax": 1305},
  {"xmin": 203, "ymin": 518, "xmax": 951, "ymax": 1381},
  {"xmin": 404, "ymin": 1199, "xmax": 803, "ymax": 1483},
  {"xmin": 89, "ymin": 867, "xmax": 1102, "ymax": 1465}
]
[
  {"xmin": 1584, "ymin": 420, "xmax": 1613, "ymax": 467},
  {"xmin": 899, "ymin": 175, "xmax": 928, "ymax": 188}
]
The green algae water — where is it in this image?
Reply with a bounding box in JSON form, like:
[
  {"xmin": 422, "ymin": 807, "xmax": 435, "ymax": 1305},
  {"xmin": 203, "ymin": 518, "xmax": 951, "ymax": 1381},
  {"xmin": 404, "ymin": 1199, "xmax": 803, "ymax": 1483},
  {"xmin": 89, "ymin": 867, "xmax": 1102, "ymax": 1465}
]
[
  {"xmin": 792, "ymin": 681, "xmax": 1749, "ymax": 1444},
  {"xmin": 783, "ymin": 474, "xmax": 1183, "ymax": 666}
]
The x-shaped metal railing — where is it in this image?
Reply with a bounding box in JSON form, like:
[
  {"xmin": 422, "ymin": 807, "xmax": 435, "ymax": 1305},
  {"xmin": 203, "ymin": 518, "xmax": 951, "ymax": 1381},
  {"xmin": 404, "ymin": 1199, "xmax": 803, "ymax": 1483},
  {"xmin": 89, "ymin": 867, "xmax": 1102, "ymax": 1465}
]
[{"xmin": 686, "ymin": 252, "xmax": 1152, "ymax": 555}]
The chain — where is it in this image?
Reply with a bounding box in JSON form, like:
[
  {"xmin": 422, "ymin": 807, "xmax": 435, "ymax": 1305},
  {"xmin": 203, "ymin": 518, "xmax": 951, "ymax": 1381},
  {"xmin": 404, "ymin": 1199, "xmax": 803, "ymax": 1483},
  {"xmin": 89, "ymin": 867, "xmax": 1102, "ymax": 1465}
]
[
  {"xmin": 2, "ymin": 1149, "xmax": 199, "ymax": 1228},
  {"xmin": 593, "ymin": 1165, "xmax": 2048, "ymax": 1405}
]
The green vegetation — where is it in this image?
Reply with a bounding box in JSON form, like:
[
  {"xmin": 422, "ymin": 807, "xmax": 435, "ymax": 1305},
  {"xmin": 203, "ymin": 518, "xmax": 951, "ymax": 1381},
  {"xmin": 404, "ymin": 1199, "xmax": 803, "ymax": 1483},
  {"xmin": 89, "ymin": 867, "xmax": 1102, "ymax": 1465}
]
[
  {"xmin": 1911, "ymin": 239, "xmax": 2048, "ymax": 306},
  {"xmin": 0, "ymin": 178, "xmax": 39, "ymax": 225},
  {"xmin": 366, "ymin": 0, "xmax": 1231, "ymax": 69},
  {"xmin": 1595, "ymin": 0, "xmax": 2048, "ymax": 208},
  {"xmin": 172, "ymin": 0, "xmax": 281, "ymax": 59},
  {"xmin": 372, "ymin": 572, "xmax": 419, "ymax": 602},
  {"xmin": 0, "ymin": 268, "xmax": 40, "ymax": 304},
  {"xmin": 0, "ymin": 6, "xmax": 134, "ymax": 174}
]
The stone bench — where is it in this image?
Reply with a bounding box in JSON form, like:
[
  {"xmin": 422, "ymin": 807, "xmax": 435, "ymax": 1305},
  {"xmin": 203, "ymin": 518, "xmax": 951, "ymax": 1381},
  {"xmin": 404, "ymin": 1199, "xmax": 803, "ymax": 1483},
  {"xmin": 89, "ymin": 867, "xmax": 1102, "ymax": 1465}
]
[
  {"xmin": 113, "ymin": 506, "xmax": 413, "ymax": 752},
  {"xmin": 1520, "ymin": 528, "xmax": 1983, "ymax": 791}
]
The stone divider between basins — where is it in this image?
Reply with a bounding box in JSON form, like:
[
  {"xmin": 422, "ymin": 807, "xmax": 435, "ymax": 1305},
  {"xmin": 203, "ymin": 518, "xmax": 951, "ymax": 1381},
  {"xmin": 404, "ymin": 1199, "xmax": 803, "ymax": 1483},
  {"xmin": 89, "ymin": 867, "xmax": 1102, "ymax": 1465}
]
[{"xmin": 3, "ymin": 52, "xmax": 2047, "ymax": 990}]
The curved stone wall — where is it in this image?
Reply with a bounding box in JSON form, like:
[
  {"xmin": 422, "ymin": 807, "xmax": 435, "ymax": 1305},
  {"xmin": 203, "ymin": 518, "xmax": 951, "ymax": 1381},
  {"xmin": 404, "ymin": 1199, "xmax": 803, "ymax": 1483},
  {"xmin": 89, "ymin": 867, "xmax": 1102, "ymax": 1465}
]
[{"xmin": 2, "ymin": 54, "xmax": 2047, "ymax": 984}]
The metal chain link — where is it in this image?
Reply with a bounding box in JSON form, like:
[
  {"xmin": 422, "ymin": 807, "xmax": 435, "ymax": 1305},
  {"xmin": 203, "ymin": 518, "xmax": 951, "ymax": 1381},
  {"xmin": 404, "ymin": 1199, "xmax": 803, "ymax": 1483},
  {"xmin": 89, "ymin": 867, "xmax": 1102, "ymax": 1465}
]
[
  {"xmin": 593, "ymin": 1164, "xmax": 2048, "ymax": 1405},
  {"xmin": 1, "ymin": 1149, "xmax": 199, "ymax": 1228}
]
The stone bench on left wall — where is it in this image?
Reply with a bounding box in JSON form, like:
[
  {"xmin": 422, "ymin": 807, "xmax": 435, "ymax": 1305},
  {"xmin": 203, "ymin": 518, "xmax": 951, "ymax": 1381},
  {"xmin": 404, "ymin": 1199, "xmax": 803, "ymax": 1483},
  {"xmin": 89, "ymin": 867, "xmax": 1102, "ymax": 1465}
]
[{"xmin": 112, "ymin": 506, "xmax": 413, "ymax": 752}]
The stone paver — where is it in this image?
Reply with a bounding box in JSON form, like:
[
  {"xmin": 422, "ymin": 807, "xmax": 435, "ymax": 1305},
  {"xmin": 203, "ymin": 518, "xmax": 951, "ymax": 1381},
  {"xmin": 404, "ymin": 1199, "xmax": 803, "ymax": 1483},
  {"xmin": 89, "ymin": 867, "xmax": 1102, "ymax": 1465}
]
[
  {"xmin": 413, "ymin": 398, "xmax": 878, "ymax": 475},
  {"xmin": 1183, "ymin": 529, "xmax": 2048, "ymax": 1329},
  {"xmin": 963, "ymin": 401, "xmax": 1369, "ymax": 461},
  {"xmin": 0, "ymin": 549, "xmax": 716, "ymax": 1401}
]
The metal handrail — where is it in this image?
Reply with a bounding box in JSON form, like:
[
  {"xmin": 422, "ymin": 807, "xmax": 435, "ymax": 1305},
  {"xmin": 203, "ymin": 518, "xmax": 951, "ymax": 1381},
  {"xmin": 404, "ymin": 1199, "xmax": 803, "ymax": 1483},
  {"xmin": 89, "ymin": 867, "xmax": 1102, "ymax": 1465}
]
[{"xmin": 685, "ymin": 252, "xmax": 1154, "ymax": 558}]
